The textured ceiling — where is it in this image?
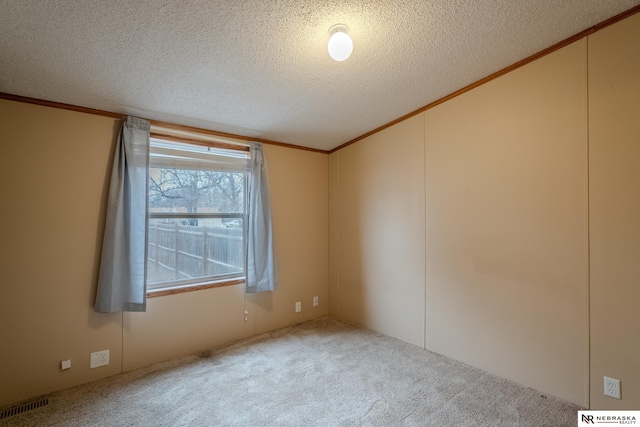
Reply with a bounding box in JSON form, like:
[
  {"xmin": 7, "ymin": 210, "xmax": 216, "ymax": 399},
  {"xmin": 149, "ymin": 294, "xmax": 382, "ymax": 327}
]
[{"xmin": 1, "ymin": 1, "xmax": 638, "ymax": 151}]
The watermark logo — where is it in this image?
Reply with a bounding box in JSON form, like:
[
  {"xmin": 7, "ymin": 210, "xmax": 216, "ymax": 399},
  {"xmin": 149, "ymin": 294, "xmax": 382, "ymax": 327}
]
[{"xmin": 579, "ymin": 411, "xmax": 639, "ymax": 425}]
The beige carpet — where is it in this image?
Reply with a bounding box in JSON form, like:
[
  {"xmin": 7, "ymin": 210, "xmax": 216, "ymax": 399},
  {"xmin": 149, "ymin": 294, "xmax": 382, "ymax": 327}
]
[{"xmin": 1, "ymin": 317, "xmax": 581, "ymax": 426}]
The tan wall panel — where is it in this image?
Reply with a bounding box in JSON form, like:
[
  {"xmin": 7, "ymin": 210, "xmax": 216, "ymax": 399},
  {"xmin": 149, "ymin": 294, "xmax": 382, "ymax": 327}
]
[
  {"xmin": 0, "ymin": 100, "xmax": 123, "ymax": 406},
  {"xmin": 588, "ymin": 12, "xmax": 640, "ymax": 410},
  {"xmin": 335, "ymin": 114, "xmax": 425, "ymax": 347},
  {"xmin": 329, "ymin": 152, "xmax": 339, "ymax": 317},
  {"xmin": 123, "ymin": 284, "xmax": 253, "ymax": 371},
  {"xmin": 250, "ymin": 145, "xmax": 330, "ymax": 334},
  {"xmin": 424, "ymin": 40, "xmax": 588, "ymax": 406}
]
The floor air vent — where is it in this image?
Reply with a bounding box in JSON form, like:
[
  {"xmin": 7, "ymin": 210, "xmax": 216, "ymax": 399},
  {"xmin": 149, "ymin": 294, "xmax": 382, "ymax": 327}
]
[{"xmin": 0, "ymin": 397, "xmax": 50, "ymax": 420}]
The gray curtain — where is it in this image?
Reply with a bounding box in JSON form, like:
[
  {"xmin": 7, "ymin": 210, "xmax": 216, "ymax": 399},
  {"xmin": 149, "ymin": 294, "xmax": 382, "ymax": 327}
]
[
  {"xmin": 95, "ymin": 116, "xmax": 150, "ymax": 313},
  {"xmin": 246, "ymin": 142, "xmax": 277, "ymax": 292}
]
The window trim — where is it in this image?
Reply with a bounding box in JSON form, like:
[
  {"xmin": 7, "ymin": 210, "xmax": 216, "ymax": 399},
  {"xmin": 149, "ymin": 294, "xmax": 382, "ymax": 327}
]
[
  {"xmin": 147, "ymin": 277, "xmax": 245, "ymax": 298},
  {"xmin": 149, "ymin": 129, "xmax": 250, "ymax": 153},
  {"xmin": 150, "ymin": 212, "xmax": 245, "ymax": 220}
]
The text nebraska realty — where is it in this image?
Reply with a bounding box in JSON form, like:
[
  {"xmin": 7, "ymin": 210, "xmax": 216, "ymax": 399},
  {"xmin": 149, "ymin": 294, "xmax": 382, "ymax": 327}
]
[{"xmin": 583, "ymin": 414, "xmax": 637, "ymax": 424}]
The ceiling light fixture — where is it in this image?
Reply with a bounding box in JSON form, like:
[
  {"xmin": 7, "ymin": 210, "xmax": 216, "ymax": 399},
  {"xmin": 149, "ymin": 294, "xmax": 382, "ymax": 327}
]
[{"xmin": 327, "ymin": 24, "xmax": 353, "ymax": 62}]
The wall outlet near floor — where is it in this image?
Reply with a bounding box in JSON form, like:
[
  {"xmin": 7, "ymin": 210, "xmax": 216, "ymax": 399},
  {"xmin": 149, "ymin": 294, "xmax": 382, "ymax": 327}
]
[
  {"xmin": 295, "ymin": 301, "xmax": 301, "ymax": 313},
  {"xmin": 61, "ymin": 359, "xmax": 71, "ymax": 370},
  {"xmin": 313, "ymin": 296, "xmax": 319, "ymax": 307},
  {"xmin": 90, "ymin": 350, "xmax": 110, "ymax": 369},
  {"xmin": 604, "ymin": 376, "xmax": 621, "ymax": 399}
]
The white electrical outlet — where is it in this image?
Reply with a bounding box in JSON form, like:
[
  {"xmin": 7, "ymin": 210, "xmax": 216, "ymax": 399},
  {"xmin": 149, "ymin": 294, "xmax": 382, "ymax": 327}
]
[
  {"xmin": 90, "ymin": 350, "xmax": 110, "ymax": 369},
  {"xmin": 61, "ymin": 359, "xmax": 71, "ymax": 370},
  {"xmin": 295, "ymin": 301, "xmax": 301, "ymax": 313},
  {"xmin": 313, "ymin": 296, "xmax": 319, "ymax": 307},
  {"xmin": 604, "ymin": 376, "xmax": 621, "ymax": 399}
]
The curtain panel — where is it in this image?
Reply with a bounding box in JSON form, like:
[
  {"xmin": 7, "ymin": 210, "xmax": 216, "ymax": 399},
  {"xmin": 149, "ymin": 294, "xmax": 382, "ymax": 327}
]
[
  {"xmin": 246, "ymin": 142, "xmax": 277, "ymax": 293},
  {"xmin": 95, "ymin": 116, "xmax": 150, "ymax": 313}
]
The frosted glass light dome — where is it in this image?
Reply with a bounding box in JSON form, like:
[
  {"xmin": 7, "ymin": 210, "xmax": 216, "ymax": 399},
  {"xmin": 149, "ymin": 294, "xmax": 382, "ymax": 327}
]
[{"xmin": 328, "ymin": 25, "xmax": 353, "ymax": 61}]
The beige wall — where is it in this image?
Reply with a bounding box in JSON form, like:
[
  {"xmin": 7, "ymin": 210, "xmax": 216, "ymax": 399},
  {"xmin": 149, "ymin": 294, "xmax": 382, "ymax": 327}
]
[
  {"xmin": 0, "ymin": 101, "xmax": 122, "ymax": 406},
  {"xmin": 331, "ymin": 13, "xmax": 640, "ymax": 409},
  {"xmin": 331, "ymin": 115, "xmax": 426, "ymax": 347},
  {"xmin": 248, "ymin": 144, "xmax": 330, "ymax": 334},
  {"xmin": 424, "ymin": 40, "xmax": 588, "ymax": 406},
  {"xmin": 0, "ymin": 100, "xmax": 329, "ymax": 406},
  {"xmin": 329, "ymin": 152, "xmax": 339, "ymax": 318},
  {"xmin": 122, "ymin": 284, "xmax": 253, "ymax": 371},
  {"xmin": 588, "ymin": 12, "xmax": 640, "ymax": 410},
  {"xmin": 332, "ymin": 39, "xmax": 590, "ymax": 406}
]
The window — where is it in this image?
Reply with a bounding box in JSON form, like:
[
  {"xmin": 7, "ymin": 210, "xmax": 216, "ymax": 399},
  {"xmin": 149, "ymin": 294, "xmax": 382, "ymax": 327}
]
[{"xmin": 146, "ymin": 138, "xmax": 249, "ymax": 292}]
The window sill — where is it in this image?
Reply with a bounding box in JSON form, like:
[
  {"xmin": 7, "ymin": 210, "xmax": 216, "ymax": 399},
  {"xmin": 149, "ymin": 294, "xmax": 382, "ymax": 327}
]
[{"xmin": 147, "ymin": 277, "xmax": 245, "ymax": 298}]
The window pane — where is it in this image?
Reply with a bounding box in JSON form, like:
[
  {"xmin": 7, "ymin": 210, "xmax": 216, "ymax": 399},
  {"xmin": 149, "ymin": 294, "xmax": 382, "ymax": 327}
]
[
  {"xmin": 149, "ymin": 168, "xmax": 245, "ymax": 214},
  {"xmin": 147, "ymin": 217, "xmax": 244, "ymax": 288}
]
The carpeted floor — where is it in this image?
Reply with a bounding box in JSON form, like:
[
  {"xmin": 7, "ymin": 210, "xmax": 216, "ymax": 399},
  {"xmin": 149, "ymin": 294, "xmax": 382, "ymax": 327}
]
[{"xmin": 1, "ymin": 317, "xmax": 581, "ymax": 426}]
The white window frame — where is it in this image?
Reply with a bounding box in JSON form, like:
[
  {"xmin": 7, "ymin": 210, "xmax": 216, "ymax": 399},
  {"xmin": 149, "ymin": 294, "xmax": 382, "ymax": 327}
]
[{"xmin": 146, "ymin": 137, "xmax": 249, "ymax": 294}]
